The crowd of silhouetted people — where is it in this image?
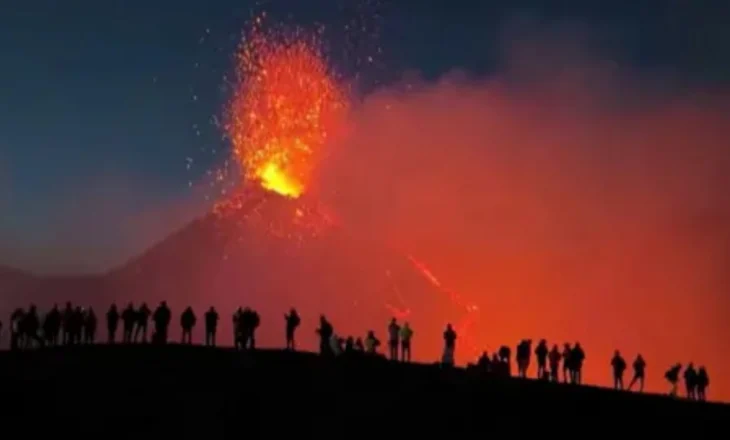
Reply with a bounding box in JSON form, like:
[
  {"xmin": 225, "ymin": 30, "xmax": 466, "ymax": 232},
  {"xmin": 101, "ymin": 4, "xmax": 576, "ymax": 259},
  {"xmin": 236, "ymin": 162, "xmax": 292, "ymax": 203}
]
[{"xmin": 0, "ymin": 302, "xmax": 711, "ymax": 402}]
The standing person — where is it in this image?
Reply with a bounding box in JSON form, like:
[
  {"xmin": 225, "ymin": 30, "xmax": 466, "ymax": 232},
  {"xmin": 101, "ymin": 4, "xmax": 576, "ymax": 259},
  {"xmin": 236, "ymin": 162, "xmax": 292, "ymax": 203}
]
[
  {"xmin": 535, "ymin": 339, "xmax": 549, "ymax": 379},
  {"xmin": 571, "ymin": 343, "xmax": 585, "ymax": 385},
  {"xmin": 400, "ymin": 322, "xmax": 413, "ymax": 362},
  {"xmin": 284, "ymin": 308, "xmax": 300, "ymax": 350},
  {"xmin": 387, "ymin": 318, "xmax": 401, "ymax": 361},
  {"xmin": 44, "ymin": 305, "xmax": 61, "ymax": 346},
  {"xmin": 233, "ymin": 308, "xmax": 243, "ymax": 350},
  {"xmin": 548, "ymin": 344, "xmax": 561, "ymax": 383},
  {"xmin": 696, "ymin": 367, "xmax": 709, "ymax": 402},
  {"xmin": 84, "ymin": 308, "xmax": 97, "ymax": 344},
  {"xmin": 498, "ymin": 345, "xmax": 512, "ymax": 377},
  {"xmin": 611, "ymin": 350, "xmax": 627, "ymax": 390},
  {"xmin": 122, "ymin": 303, "xmax": 136, "ymax": 343},
  {"xmin": 10, "ymin": 308, "xmax": 25, "ymax": 351},
  {"xmin": 442, "ymin": 324, "xmax": 457, "ymax": 367},
  {"xmin": 106, "ymin": 304, "xmax": 119, "ymax": 344},
  {"xmin": 135, "ymin": 303, "xmax": 151, "ymax": 343},
  {"xmin": 152, "ymin": 301, "xmax": 171, "ymax": 344},
  {"xmin": 62, "ymin": 302, "xmax": 74, "ymax": 345},
  {"xmin": 180, "ymin": 306, "xmax": 197, "ymax": 344},
  {"xmin": 562, "ymin": 343, "xmax": 573, "ymax": 383},
  {"xmin": 365, "ymin": 330, "xmax": 381, "ymax": 354},
  {"xmin": 683, "ymin": 363, "xmax": 698, "ymax": 400},
  {"xmin": 204, "ymin": 307, "xmax": 219, "ymax": 346},
  {"xmin": 316, "ymin": 315, "xmax": 334, "ymax": 356},
  {"xmin": 516, "ymin": 339, "xmax": 533, "ymax": 378},
  {"xmin": 627, "ymin": 354, "xmax": 646, "ymax": 392}
]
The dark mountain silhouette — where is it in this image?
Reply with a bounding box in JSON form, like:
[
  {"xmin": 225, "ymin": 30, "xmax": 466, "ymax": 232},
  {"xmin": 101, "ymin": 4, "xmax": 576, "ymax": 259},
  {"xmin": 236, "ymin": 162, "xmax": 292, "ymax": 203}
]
[
  {"xmin": 0, "ymin": 265, "xmax": 105, "ymax": 311},
  {"xmin": 0, "ymin": 189, "xmax": 472, "ymax": 360}
]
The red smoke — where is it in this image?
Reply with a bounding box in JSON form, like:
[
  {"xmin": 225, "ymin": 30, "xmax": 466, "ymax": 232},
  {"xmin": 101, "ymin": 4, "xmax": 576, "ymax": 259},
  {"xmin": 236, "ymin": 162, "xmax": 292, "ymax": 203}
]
[{"xmin": 312, "ymin": 63, "xmax": 730, "ymax": 400}]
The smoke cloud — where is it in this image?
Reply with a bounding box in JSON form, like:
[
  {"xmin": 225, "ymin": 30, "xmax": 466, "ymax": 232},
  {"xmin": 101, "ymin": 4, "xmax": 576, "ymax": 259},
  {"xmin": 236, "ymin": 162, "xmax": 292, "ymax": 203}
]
[{"xmin": 314, "ymin": 32, "xmax": 730, "ymax": 399}]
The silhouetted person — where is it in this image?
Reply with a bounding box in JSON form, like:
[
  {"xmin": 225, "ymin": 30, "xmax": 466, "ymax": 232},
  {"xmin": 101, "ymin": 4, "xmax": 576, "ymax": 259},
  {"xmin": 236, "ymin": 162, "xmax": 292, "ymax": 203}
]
[
  {"xmin": 10, "ymin": 308, "xmax": 25, "ymax": 351},
  {"xmin": 611, "ymin": 350, "xmax": 627, "ymax": 390},
  {"xmin": 70, "ymin": 307, "xmax": 85, "ymax": 344},
  {"xmin": 548, "ymin": 344, "xmax": 561, "ymax": 382},
  {"xmin": 43, "ymin": 304, "xmax": 61, "ymax": 346},
  {"xmin": 345, "ymin": 336, "xmax": 355, "ymax": 353},
  {"xmin": 122, "ymin": 303, "xmax": 136, "ymax": 343},
  {"xmin": 22, "ymin": 305, "xmax": 44, "ymax": 349},
  {"xmin": 365, "ymin": 330, "xmax": 381, "ymax": 354},
  {"xmin": 697, "ymin": 367, "xmax": 709, "ymax": 402},
  {"xmin": 492, "ymin": 354, "xmax": 504, "ymax": 376},
  {"xmin": 477, "ymin": 351, "xmax": 491, "ymax": 373},
  {"xmin": 535, "ymin": 339, "xmax": 548, "ymax": 379},
  {"xmin": 628, "ymin": 354, "xmax": 646, "ymax": 392},
  {"xmin": 400, "ymin": 322, "xmax": 413, "ymax": 362},
  {"xmin": 683, "ymin": 363, "xmax": 698, "ymax": 400},
  {"xmin": 354, "ymin": 337, "xmax": 364, "ymax": 352},
  {"xmin": 665, "ymin": 363, "xmax": 682, "ymax": 397},
  {"xmin": 152, "ymin": 301, "xmax": 171, "ymax": 344},
  {"xmin": 285, "ymin": 308, "xmax": 300, "ymax": 350},
  {"xmin": 387, "ymin": 318, "xmax": 401, "ymax": 360},
  {"xmin": 498, "ymin": 345, "xmax": 512, "ymax": 376},
  {"xmin": 83, "ymin": 308, "xmax": 97, "ymax": 344},
  {"xmin": 135, "ymin": 303, "xmax": 151, "ymax": 343},
  {"xmin": 239, "ymin": 308, "xmax": 254, "ymax": 349},
  {"xmin": 562, "ymin": 343, "xmax": 572, "ymax": 383},
  {"xmin": 571, "ymin": 343, "xmax": 585, "ymax": 385},
  {"xmin": 330, "ymin": 334, "xmax": 344, "ymax": 356},
  {"xmin": 205, "ymin": 307, "xmax": 219, "ymax": 346},
  {"xmin": 316, "ymin": 315, "xmax": 334, "ymax": 356},
  {"xmin": 516, "ymin": 339, "xmax": 532, "ymax": 378},
  {"xmin": 180, "ymin": 307, "xmax": 196, "ymax": 344},
  {"xmin": 243, "ymin": 308, "xmax": 260, "ymax": 349},
  {"xmin": 62, "ymin": 302, "xmax": 74, "ymax": 345},
  {"xmin": 107, "ymin": 304, "xmax": 119, "ymax": 343},
  {"xmin": 233, "ymin": 308, "xmax": 243, "ymax": 349},
  {"xmin": 442, "ymin": 324, "xmax": 457, "ymax": 367}
]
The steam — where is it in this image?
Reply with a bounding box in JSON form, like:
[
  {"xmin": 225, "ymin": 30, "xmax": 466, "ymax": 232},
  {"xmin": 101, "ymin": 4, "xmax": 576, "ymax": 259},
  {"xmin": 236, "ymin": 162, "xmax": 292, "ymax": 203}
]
[{"xmin": 315, "ymin": 36, "xmax": 730, "ymax": 397}]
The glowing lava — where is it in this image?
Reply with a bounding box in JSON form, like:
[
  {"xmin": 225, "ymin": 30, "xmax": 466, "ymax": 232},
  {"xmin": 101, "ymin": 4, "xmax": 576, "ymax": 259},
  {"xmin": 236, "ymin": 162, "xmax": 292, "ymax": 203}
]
[
  {"xmin": 217, "ymin": 17, "xmax": 481, "ymax": 364},
  {"xmin": 226, "ymin": 16, "xmax": 349, "ymax": 198}
]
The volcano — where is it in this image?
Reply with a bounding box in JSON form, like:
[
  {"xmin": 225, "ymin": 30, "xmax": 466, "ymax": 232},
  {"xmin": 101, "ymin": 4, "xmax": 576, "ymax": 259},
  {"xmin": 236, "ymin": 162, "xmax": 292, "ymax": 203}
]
[{"xmin": 0, "ymin": 190, "xmax": 477, "ymax": 363}]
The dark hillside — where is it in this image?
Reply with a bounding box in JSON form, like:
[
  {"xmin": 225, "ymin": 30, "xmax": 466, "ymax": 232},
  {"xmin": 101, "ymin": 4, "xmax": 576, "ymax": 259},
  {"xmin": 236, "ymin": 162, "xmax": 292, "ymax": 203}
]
[{"xmin": 0, "ymin": 345, "xmax": 727, "ymax": 437}]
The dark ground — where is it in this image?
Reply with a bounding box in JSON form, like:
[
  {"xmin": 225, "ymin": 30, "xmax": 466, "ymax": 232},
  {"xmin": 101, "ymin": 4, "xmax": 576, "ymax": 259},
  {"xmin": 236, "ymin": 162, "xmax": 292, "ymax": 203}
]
[{"xmin": 1, "ymin": 345, "xmax": 727, "ymax": 437}]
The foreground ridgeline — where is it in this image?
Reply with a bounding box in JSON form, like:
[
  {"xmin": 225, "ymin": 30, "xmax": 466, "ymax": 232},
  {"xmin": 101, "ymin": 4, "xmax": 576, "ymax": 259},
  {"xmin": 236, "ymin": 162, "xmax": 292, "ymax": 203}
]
[{"xmin": 2, "ymin": 302, "xmax": 711, "ymax": 402}]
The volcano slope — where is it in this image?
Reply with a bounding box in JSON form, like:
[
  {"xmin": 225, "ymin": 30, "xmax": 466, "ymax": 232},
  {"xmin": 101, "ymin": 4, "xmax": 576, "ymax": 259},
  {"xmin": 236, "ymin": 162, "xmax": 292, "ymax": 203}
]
[
  {"xmin": 0, "ymin": 345, "xmax": 727, "ymax": 436},
  {"xmin": 0, "ymin": 190, "xmax": 477, "ymax": 362}
]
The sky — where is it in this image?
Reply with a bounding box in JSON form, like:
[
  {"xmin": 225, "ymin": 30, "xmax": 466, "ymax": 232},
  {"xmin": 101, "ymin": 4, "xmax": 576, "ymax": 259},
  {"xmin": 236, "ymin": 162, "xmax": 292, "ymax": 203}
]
[{"xmin": 1, "ymin": 0, "xmax": 729, "ymax": 273}]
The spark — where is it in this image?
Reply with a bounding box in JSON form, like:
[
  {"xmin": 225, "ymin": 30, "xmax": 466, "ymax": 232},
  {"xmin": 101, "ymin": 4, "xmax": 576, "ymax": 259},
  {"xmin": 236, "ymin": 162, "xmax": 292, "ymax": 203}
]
[
  {"xmin": 225, "ymin": 16, "xmax": 348, "ymax": 199},
  {"xmin": 212, "ymin": 14, "xmax": 482, "ymax": 363},
  {"xmin": 405, "ymin": 254, "xmax": 481, "ymax": 358}
]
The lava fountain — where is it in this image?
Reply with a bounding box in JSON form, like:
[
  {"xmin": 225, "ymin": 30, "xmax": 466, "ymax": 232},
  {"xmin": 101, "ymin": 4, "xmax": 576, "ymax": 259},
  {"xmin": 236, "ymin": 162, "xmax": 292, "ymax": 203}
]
[
  {"xmin": 225, "ymin": 17, "xmax": 349, "ymax": 198},
  {"xmin": 216, "ymin": 16, "xmax": 480, "ymax": 361}
]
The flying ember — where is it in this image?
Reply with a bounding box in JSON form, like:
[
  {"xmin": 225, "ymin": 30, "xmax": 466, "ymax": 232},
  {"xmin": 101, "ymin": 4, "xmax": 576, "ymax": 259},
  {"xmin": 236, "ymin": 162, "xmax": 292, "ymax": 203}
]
[
  {"xmin": 226, "ymin": 18, "xmax": 348, "ymax": 198},
  {"xmin": 216, "ymin": 16, "xmax": 480, "ymax": 364}
]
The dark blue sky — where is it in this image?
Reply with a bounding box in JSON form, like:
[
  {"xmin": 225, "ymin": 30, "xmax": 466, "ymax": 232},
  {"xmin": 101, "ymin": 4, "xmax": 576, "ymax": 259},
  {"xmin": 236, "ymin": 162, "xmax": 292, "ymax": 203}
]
[{"xmin": 1, "ymin": 0, "xmax": 728, "ymax": 273}]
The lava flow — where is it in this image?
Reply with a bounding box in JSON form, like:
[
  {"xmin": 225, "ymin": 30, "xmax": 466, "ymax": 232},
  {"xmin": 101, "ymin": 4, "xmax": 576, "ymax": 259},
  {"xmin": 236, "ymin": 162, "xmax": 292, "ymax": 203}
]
[{"xmin": 218, "ymin": 16, "xmax": 480, "ymax": 362}]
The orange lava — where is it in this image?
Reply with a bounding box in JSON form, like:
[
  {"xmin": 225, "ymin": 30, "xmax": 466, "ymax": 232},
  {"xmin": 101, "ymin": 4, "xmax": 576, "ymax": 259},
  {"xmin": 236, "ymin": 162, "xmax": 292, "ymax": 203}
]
[
  {"xmin": 226, "ymin": 16, "xmax": 349, "ymax": 198},
  {"xmin": 217, "ymin": 17, "xmax": 481, "ymax": 366}
]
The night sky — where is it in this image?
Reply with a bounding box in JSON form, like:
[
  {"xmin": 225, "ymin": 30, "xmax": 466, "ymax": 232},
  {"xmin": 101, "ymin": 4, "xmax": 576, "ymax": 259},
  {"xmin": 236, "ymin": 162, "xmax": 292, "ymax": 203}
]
[{"xmin": 1, "ymin": 0, "xmax": 729, "ymax": 273}]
